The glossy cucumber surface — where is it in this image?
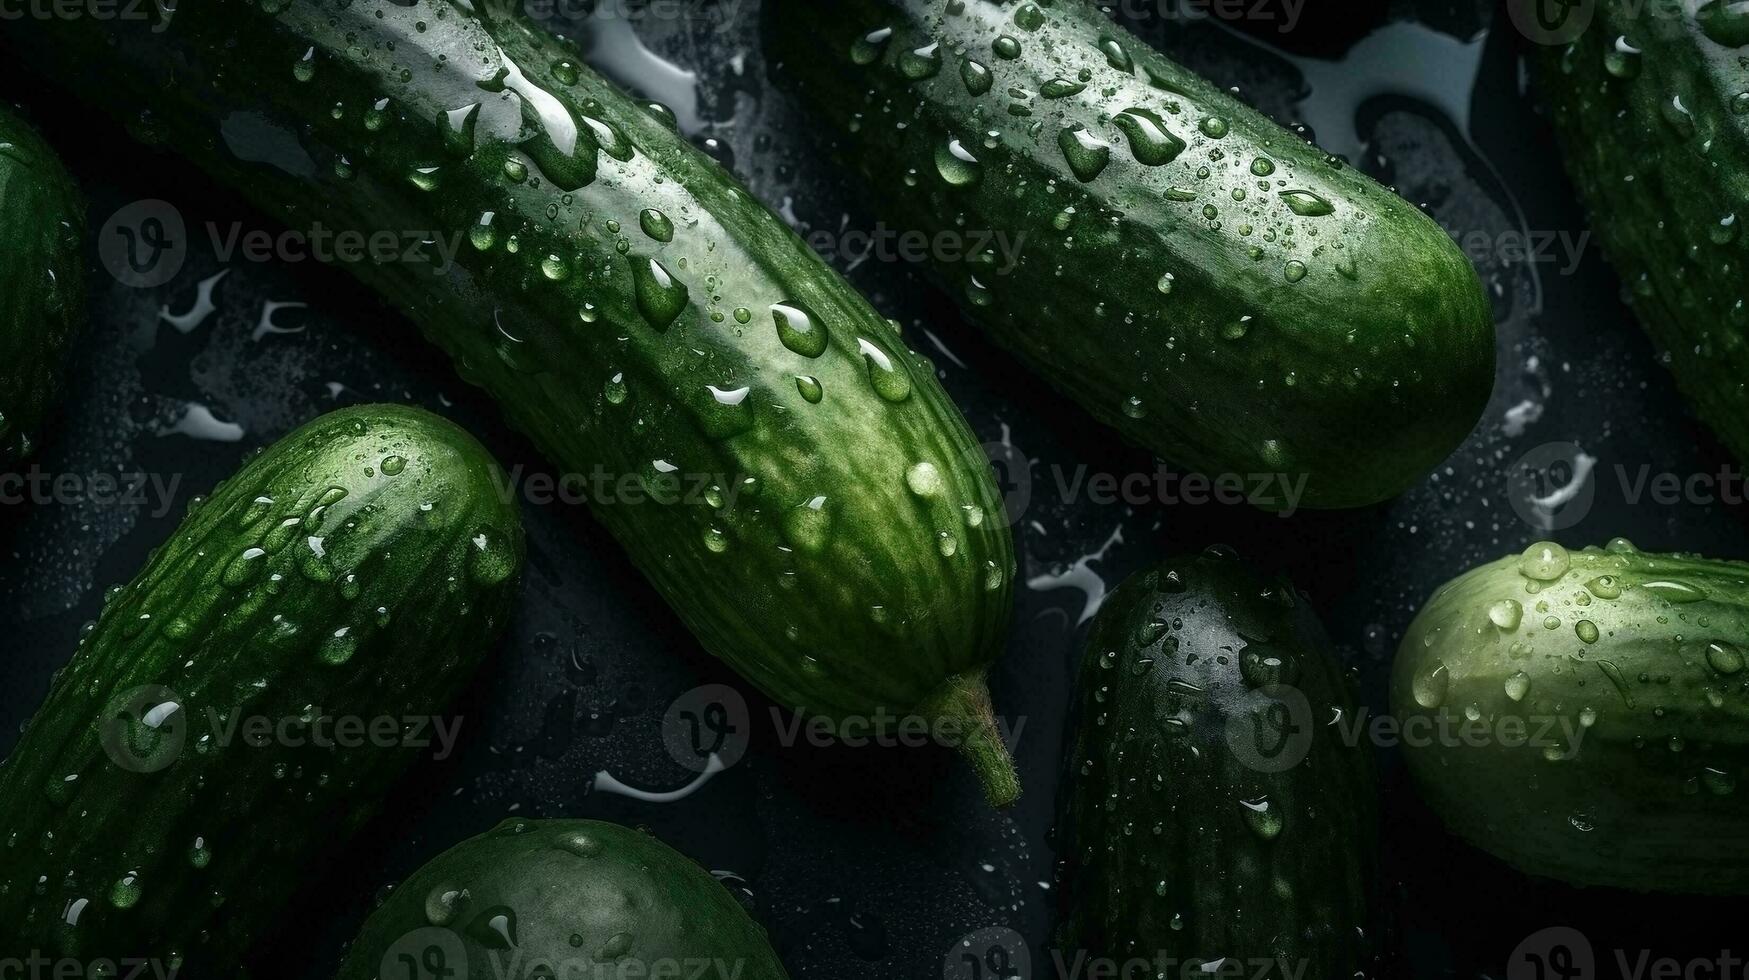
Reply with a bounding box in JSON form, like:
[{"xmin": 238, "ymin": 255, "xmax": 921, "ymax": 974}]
[{"xmin": 763, "ymin": 0, "xmax": 1497, "ymax": 508}]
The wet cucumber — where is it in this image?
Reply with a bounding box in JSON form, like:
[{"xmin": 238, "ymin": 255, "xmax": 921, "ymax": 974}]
[
  {"xmin": 1392, "ymin": 540, "xmax": 1749, "ymax": 893},
  {"xmin": 762, "ymin": 0, "xmax": 1497, "ymax": 509},
  {"xmin": 0, "ymin": 405, "xmax": 524, "ymax": 968},
  {"xmin": 7, "ymin": 1, "xmax": 1020, "ymax": 803},
  {"xmin": 1056, "ymin": 550, "xmax": 1378, "ymax": 976},
  {"xmin": 337, "ymin": 819, "xmax": 788, "ymax": 980},
  {"xmin": 1538, "ymin": 3, "xmax": 1749, "ymax": 461},
  {"xmin": 0, "ymin": 106, "xmax": 83, "ymax": 464}
]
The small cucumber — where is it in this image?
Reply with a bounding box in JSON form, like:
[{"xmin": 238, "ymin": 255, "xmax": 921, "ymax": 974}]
[
  {"xmin": 1393, "ymin": 540, "xmax": 1749, "ymax": 893},
  {"xmin": 1539, "ymin": 2, "xmax": 1749, "ymax": 461},
  {"xmin": 1057, "ymin": 550, "xmax": 1378, "ymax": 975},
  {"xmin": 5, "ymin": 0, "xmax": 1020, "ymax": 803},
  {"xmin": 762, "ymin": 0, "xmax": 1497, "ymax": 508},
  {"xmin": 0, "ymin": 106, "xmax": 83, "ymax": 464},
  {"xmin": 337, "ymin": 819, "xmax": 788, "ymax": 980},
  {"xmin": 0, "ymin": 405, "xmax": 524, "ymax": 968}
]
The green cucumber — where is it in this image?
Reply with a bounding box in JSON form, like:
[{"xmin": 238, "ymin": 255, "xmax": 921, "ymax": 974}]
[
  {"xmin": 1392, "ymin": 539, "xmax": 1749, "ymax": 894},
  {"xmin": 1538, "ymin": 3, "xmax": 1749, "ymax": 461},
  {"xmin": 337, "ymin": 819, "xmax": 788, "ymax": 980},
  {"xmin": 7, "ymin": 0, "xmax": 1020, "ymax": 803},
  {"xmin": 0, "ymin": 106, "xmax": 83, "ymax": 464},
  {"xmin": 0, "ymin": 405, "xmax": 523, "ymax": 968},
  {"xmin": 1056, "ymin": 549, "xmax": 1377, "ymax": 975},
  {"xmin": 762, "ymin": 0, "xmax": 1496, "ymax": 509}
]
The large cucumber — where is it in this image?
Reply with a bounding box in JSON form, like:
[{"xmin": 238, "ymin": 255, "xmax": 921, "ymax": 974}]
[
  {"xmin": 1539, "ymin": 2, "xmax": 1749, "ymax": 460},
  {"xmin": 1392, "ymin": 540, "xmax": 1749, "ymax": 893},
  {"xmin": 1056, "ymin": 549, "xmax": 1377, "ymax": 976},
  {"xmin": 337, "ymin": 819, "xmax": 788, "ymax": 980},
  {"xmin": 0, "ymin": 106, "xmax": 83, "ymax": 464},
  {"xmin": 6, "ymin": 0, "xmax": 1020, "ymax": 802},
  {"xmin": 762, "ymin": 0, "xmax": 1497, "ymax": 509},
  {"xmin": 0, "ymin": 405, "xmax": 524, "ymax": 968}
]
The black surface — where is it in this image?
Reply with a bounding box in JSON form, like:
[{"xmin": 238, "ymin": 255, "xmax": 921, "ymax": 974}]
[{"xmin": 2, "ymin": 1, "xmax": 1746, "ymax": 977}]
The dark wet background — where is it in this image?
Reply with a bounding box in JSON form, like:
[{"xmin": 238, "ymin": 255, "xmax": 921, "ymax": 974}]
[{"xmin": 2, "ymin": 1, "xmax": 1744, "ymax": 977}]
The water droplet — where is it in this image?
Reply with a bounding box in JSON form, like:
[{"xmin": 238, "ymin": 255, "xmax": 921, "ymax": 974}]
[
  {"xmin": 1098, "ymin": 36, "xmax": 1134, "ymax": 72},
  {"xmin": 1280, "ymin": 189, "xmax": 1334, "ymax": 217},
  {"xmin": 899, "ymin": 42, "xmax": 943, "ymax": 80},
  {"xmin": 1041, "ymin": 77, "xmax": 1086, "ymax": 99},
  {"xmin": 796, "ymin": 375, "xmax": 824, "ymax": 403},
  {"xmin": 639, "ymin": 208, "xmax": 674, "ymax": 243},
  {"xmin": 935, "ymin": 138, "xmax": 983, "ymax": 187},
  {"xmin": 1604, "ymin": 35, "xmax": 1641, "ymax": 78},
  {"xmin": 469, "ymin": 211, "xmax": 497, "ymax": 251},
  {"xmin": 1058, "ymin": 125, "xmax": 1111, "ymax": 182},
  {"xmin": 960, "ymin": 58, "xmax": 993, "ymax": 96},
  {"xmin": 1250, "ymin": 157, "xmax": 1276, "ymax": 177},
  {"xmin": 320, "ymin": 627, "xmax": 358, "ymax": 666},
  {"xmin": 1488, "ymin": 599, "xmax": 1523, "ymax": 630},
  {"xmin": 604, "ymin": 371, "xmax": 628, "ymax": 405},
  {"xmin": 1284, "ymin": 260, "xmax": 1307, "ymax": 283},
  {"xmin": 1585, "ymin": 575, "xmax": 1622, "ymax": 600},
  {"xmin": 1641, "ymin": 580, "xmax": 1707, "ymax": 603},
  {"xmin": 858, "ymin": 338, "xmax": 913, "ymax": 402},
  {"xmin": 222, "ymin": 548, "xmax": 267, "ymax": 588},
  {"xmin": 703, "ymin": 527, "xmax": 730, "ymax": 553},
  {"xmin": 109, "ymin": 872, "xmax": 142, "ymax": 909},
  {"xmin": 425, "ymin": 885, "xmax": 469, "ymax": 927},
  {"xmin": 1575, "ymin": 620, "xmax": 1599, "ymax": 644},
  {"xmin": 772, "ymin": 301, "xmax": 829, "ymax": 357},
  {"xmin": 1239, "ymin": 797, "xmax": 1284, "ymax": 841},
  {"xmin": 993, "ymin": 34, "xmax": 1023, "ymax": 59},
  {"xmin": 1698, "ymin": 0, "xmax": 1749, "ymax": 46},
  {"xmin": 1221, "ymin": 315, "xmax": 1254, "ymax": 341},
  {"xmin": 468, "ymin": 527, "xmax": 518, "ymax": 586},
  {"xmin": 1199, "ymin": 116, "xmax": 1229, "ymax": 138},
  {"xmin": 905, "ymin": 462, "xmax": 945, "ymax": 498},
  {"xmin": 1707, "ymin": 640, "xmax": 1745, "ymax": 676},
  {"xmin": 630, "ymin": 256, "xmax": 688, "ymax": 331},
  {"xmin": 783, "ymin": 496, "xmax": 832, "ymax": 553},
  {"xmin": 1504, "ymin": 670, "xmax": 1532, "ymax": 702},
  {"xmin": 1412, "ymin": 660, "xmax": 1450, "ymax": 708},
  {"xmin": 1518, "ymin": 541, "xmax": 1570, "ymax": 581},
  {"xmin": 381, "ymin": 455, "xmax": 407, "ymax": 476},
  {"xmin": 851, "ymin": 27, "xmax": 893, "ymax": 65},
  {"xmin": 1113, "ymin": 107, "xmax": 1186, "ymax": 166}
]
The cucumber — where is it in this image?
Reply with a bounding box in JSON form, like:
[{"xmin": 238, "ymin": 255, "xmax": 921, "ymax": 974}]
[
  {"xmin": 1538, "ymin": 3, "xmax": 1749, "ymax": 461},
  {"xmin": 5, "ymin": 0, "xmax": 1020, "ymax": 803},
  {"xmin": 761, "ymin": 0, "xmax": 1497, "ymax": 509},
  {"xmin": 1392, "ymin": 539, "xmax": 1749, "ymax": 894},
  {"xmin": 0, "ymin": 405, "xmax": 524, "ymax": 969},
  {"xmin": 337, "ymin": 819, "xmax": 788, "ymax": 980},
  {"xmin": 0, "ymin": 105, "xmax": 83, "ymax": 464},
  {"xmin": 1056, "ymin": 549, "xmax": 1377, "ymax": 976}
]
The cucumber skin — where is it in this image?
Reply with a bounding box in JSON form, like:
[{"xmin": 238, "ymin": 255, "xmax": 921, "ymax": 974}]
[
  {"xmin": 1538, "ymin": 3, "xmax": 1749, "ymax": 461},
  {"xmin": 763, "ymin": 0, "xmax": 1497, "ymax": 509},
  {"xmin": 8, "ymin": 2, "xmax": 1018, "ymax": 780},
  {"xmin": 1056, "ymin": 551, "xmax": 1377, "ymax": 975},
  {"xmin": 0, "ymin": 405, "xmax": 524, "ymax": 968},
  {"xmin": 337, "ymin": 819, "xmax": 788, "ymax": 980},
  {"xmin": 0, "ymin": 107, "xmax": 83, "ymax": 464},
  {"xmin": 1392, "ymin": 542, "xmax": 1749, "ymax": 894}
]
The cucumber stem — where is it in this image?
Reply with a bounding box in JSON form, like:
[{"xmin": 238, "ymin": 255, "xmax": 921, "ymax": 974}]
[{"xmin": 921, "ymin": 670, "xmax": 1021, "ymax": 807}]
